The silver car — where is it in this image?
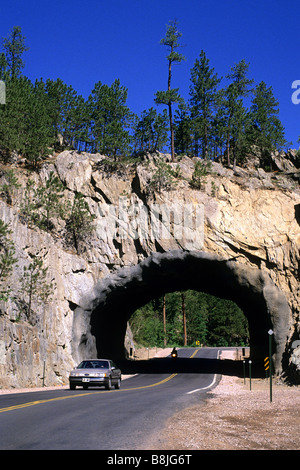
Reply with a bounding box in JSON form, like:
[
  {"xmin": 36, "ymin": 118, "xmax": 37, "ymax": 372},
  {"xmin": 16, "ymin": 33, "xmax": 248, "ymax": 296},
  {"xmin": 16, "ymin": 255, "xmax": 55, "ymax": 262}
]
[{"xmin": 69, "ymin": 359, "xmax": 122, "ymax": 390}]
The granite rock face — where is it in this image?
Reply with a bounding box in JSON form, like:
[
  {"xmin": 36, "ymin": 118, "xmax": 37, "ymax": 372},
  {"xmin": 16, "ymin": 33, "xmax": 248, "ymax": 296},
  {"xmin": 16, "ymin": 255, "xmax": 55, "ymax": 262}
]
[{"xmin": 0, "ymin": 151, "xmax": 299, "ymax": 387}]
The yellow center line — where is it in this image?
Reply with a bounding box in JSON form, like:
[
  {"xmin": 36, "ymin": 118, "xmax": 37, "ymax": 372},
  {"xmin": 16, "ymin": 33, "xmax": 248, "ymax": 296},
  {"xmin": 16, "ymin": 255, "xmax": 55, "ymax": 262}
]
[
  {"xmin": 0, "ymin": 349, "xmax": 200, "ymax": 414},
  {"xmin": 0, "ymin": 373, "xmax": 177, "ymax": 414},
  {"xmin": 190, "ymin": 348, "xmax": 199, "ymax": 358},
  {"xmin": 123, "ymin": 372, "xmax": 177, "ymax": 391}
]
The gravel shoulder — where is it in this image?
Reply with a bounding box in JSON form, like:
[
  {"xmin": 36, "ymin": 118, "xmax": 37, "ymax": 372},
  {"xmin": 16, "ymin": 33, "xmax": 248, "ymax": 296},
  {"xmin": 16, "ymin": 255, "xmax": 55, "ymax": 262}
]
[{"xmin": 146, "ymin": 351, "xmax": 300, "ymax": 450}]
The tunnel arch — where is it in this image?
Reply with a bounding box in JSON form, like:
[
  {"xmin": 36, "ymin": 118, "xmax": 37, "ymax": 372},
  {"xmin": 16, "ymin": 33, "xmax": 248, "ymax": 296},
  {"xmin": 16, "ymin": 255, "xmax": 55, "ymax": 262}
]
[{"xmin": 84, "ymin": 250, "xmax": 291, "ymax": 374}]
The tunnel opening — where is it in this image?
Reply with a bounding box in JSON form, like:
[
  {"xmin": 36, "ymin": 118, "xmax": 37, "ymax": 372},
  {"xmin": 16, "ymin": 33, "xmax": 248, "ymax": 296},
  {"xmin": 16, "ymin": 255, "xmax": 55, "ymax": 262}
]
[
  {"xmin": 129, "ymin": 290, "xmax": 250, "ymax": 350},
  {"xmin": 89, "ymin": 251, "xmax": 290, "ymax": 376}
]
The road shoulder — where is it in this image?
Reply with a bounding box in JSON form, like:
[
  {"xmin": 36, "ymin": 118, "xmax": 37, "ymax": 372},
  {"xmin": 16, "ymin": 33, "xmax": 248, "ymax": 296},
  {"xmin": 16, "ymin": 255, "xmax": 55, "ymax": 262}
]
[{"xmin": 145, "ymin": 368, "xmax": 300, "ymax": 450}]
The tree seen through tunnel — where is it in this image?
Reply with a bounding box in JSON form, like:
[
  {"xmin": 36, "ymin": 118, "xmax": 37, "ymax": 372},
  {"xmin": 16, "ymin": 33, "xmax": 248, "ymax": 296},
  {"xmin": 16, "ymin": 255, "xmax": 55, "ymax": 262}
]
[{"xmin": 129, "ymin": 290, "xmax": 249, "ymax": 349}]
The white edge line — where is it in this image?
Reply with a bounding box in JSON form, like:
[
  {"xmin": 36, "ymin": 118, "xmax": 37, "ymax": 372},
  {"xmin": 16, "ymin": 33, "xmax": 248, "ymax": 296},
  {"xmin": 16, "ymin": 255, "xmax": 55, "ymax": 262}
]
[{"xmin": 186, "ymin": 349, "xmax": 220, "ymax": 395}]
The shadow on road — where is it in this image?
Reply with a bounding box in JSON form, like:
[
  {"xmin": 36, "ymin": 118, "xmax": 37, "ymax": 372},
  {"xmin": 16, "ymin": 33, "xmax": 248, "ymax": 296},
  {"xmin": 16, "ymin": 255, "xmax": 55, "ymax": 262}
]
[{"xmin": 118, "ymin": 357, "xmax": 265, "ymax": 378}]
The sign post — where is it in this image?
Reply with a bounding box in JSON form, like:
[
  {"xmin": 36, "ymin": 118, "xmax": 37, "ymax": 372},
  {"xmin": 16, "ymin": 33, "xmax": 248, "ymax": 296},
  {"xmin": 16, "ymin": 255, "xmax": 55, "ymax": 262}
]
[
  {"xmin": 42, "ymin": 361, "xmax": 46, "ymax": 387},
  {"xmin": 249, "ymin": 360, "xmax": 252, "ymax": 391},
  {"xmin": 268, "ymin": 329, "xmax": 273, "ymax": 402}
]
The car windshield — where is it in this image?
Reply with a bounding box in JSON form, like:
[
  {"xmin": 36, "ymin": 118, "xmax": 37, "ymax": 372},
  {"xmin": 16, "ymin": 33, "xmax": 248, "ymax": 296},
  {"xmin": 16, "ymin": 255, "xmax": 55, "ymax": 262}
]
[{"xmin": 77, "ymin": 360, "xmax": 109, "ymax": 369}]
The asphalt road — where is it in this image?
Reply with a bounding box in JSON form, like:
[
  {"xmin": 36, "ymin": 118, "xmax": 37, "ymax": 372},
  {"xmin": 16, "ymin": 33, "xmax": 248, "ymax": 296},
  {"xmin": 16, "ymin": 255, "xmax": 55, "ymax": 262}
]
[{"xmin": 0, "ymin": 347, "xmax": 226, "ymax": 450}]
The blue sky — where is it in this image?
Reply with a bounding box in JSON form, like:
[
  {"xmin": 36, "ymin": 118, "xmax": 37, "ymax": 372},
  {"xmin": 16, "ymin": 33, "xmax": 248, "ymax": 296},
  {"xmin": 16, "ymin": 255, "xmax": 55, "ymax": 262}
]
[{"xmin": 1, "ymin": 0, "xmax": 300, "ymax": 146}]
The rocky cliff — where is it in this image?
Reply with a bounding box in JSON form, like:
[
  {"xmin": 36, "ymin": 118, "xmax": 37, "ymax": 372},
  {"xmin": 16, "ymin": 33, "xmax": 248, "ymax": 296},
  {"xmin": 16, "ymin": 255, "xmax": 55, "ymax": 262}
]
[{"xmin": 0, "ymin": 150, "xmax": 299, "ymax": 388}]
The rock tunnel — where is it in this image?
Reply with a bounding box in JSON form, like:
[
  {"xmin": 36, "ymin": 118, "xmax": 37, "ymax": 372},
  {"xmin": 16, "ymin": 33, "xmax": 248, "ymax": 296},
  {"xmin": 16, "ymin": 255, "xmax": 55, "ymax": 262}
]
[{"xmin": 79, "ymin": 250, "xmax": 291, "ymax": 375}]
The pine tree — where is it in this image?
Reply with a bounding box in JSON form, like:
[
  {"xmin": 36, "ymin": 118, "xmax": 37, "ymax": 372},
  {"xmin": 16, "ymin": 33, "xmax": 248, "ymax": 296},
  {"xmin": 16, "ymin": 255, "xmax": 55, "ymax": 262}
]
[
  {"xmin": 184, "ymin": 290, "xmax": 208, "ymax": 345},
  {"xmin": 210, "ymin": 102, "xmax": 227, "ymax": 160},
  {"xmin": 0, "ymin": 168, "xmax": 21, "ymax": 204},
  {"xmin": 45, "ymin": 78, "xmax": 86, "ymax": 150},
  {"xmin": 2, "ymin": 26, "xmax": 29, "ymax": 78},
  {"xmin": 19, "ymin": 255, "xmax": 54, "ymax": 321},
  {"xmin": 174, "ymin": 102, "xmax": 193, "ymax": 156},
  {"xmin": 35, "ymin": 171, "xmax": 67, "ymax": 230},
  {"xmin": 133, "ymin": 107, "xmax": 168, "ymax": 154},
  {"xmin": 0, "ymin": 76, "xmax": 30, "ymax": 160},
  {"xmin": 0, "ymin": 219, "xmax": 17, "ymax": 301},
  {"xmin": 0, "ymin": 52, "xmax": 8, "ymax": 80},
  {"xmin": 250, "ymin": 81, "xmax": 286, "ymax": 169},
  {"xmin": 189, "ymin": 51, "xmax": 221, "ymax": 158},
  {"xmin": 24, "ymin": 79, "xmax": 54, "ymax": 168},
  {"xmin": 88, "ymin": 79, "xmax": 132, "ymax": 158},
  {"xmin": 149, "ymin": 159, "xmax": 178, "ymax": 193},
  {"xmin": 154, "ymin": 20, "xmax": 185, "ymax": 162},
  {"xmin": 20, "ymin": 173, "xmax": 67, "ymax": 231},
  {"xmin": 190, "ymin": 159, "xmax": 212, "ymax": 189},
  {"xmin": 0, "ymin": 76, "xmax": 53, "ymax": 165},
  {"xmin": 222, "ymin": 59, "xmax": 254, "ymax": 167},
  {"xmin": 66, "ymin": 95, "xmax": 91, "ymax": 151},
  {"xmin": 65, "ymin": 193, "xmax": 96, "ymax": 253}
]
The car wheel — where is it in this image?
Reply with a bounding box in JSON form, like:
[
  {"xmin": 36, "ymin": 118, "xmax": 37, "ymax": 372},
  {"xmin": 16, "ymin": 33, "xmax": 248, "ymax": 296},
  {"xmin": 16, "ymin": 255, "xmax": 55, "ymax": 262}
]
[
  {"xmin": 70, "ymin": 383, "xmax": 76, "ymax": 390},
  {"xmin": 105, "ymin": 377, "xmax": 112, "ymax": 390},
  {"xmin": 115, "ymin": 378, "xmax": 121, "ymax": 389}
]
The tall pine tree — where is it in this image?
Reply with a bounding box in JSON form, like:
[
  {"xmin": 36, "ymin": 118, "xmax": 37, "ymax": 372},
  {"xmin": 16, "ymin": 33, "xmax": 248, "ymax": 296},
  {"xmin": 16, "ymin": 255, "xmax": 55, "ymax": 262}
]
[
  {"xmin": 154, "ymin": 20, "xmax": 185, "ymax": 162},
  {"xmin": 250, "ymin": 81, "xmax": 286, "ymax": 168},
  {"xmin": 189, "ymin": 50, "xmax": 221, "ymax": 158},
  {"xmin": 88, "ymin": 79, "xmax": 132, "ymax": 158},
  {"xmin": 221, "ymin": 59, "xmax": 254, "ymax": 167},
  {"xmin": 2, "ymin": 26, "xmax": 28, "ymax": 78}
]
